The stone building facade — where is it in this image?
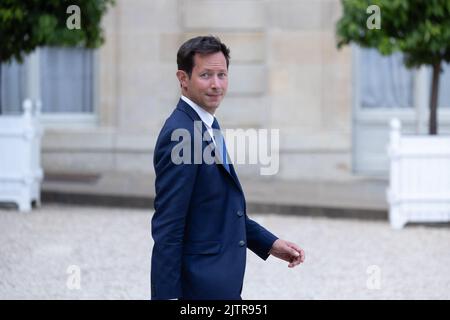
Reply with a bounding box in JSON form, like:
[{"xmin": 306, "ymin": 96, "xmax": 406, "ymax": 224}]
[{"xmin": 40, "ymin": 0, "xmax": 354, "ymax": 182}]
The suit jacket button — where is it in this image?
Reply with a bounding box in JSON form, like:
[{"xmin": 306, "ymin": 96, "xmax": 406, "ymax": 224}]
[
  {"xmin": 237, "ymin": 210, "xmax": 244, "ymax": 217},
  {"xmin": 239, "ymin": 240, "xmax": 245, "ymax": 247}
]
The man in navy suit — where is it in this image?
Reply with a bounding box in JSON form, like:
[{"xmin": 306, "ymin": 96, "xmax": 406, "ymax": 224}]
[{"xmin": 151, "ymin": 36, "xmax": 305, "ymax": 300}]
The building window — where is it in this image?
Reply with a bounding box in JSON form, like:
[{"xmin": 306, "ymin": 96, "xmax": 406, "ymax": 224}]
[
  {"xmin": 0, "ymin": 47, "xmax": 95, "ymax": 116},
  {"xmin": 358, "ymin": 47, "xmax": 450, "ymax": 110},
  {"xmin": 40, "ymin": 47, "xmax": 94, "ymax": 114},
  {"xmin": 0, "ymin": 58, "xmax": 26, "ymax": 115},
  {"xmin": 359, "ymin": 48, "xmax": 414, "ymax": 109},
  {"xmin": 438, "ymin": 62, "xmax": 450, "ymax": 108},
  {"xmin": 353, "ymin": 47, "xmax": 450, "ymax": 174}
]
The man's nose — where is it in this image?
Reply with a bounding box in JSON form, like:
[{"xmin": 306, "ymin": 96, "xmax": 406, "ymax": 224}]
[{"xmin": 210, "ymin": 75, "xmax": 220, "ymax": 89}]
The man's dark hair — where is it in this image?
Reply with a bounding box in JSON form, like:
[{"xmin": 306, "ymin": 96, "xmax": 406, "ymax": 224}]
[{"xmin": 177, "ymin": 35, "xmax": 230, "ymax": 77}]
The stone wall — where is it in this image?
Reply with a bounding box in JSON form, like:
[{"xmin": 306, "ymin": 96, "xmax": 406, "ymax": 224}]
[{"xmin": 42, "ymin": 0, "xmax": 354, "ymax": 181}]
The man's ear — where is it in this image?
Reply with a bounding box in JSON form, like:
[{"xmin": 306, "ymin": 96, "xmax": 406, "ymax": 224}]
[{"xmin": 176, "ymin": 70, "xmax": 188, "ymax": 89}]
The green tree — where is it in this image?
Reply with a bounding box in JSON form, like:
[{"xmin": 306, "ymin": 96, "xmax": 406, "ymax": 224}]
[
  {"xmin": 0, "ymin": 0, "xmax": 115, "ymax": 113},
  {"xmin": 336, "ymin": 0, "xmax": 450, "ymax": 135}
]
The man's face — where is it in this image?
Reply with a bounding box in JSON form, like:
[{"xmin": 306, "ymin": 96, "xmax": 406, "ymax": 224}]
[{"xmin": 177, "ymin": 51, "xmax": 228, "ymax": 115}]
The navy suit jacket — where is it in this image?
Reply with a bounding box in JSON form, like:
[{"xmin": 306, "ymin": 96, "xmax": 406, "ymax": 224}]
[{"xmin": 151, "ymin": 99, "xmax": 278, "ymax": 300}]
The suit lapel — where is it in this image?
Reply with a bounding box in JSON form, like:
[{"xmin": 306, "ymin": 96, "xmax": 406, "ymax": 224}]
[
  {"xmin": 228, "ymin": 163, "xmax": 244, "ymax": 193},
  {"xmin": 176, "ymin": 99, "xmax": 244, "ymax": 194}
]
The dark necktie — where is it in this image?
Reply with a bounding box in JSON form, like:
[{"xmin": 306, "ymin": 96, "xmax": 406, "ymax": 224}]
[{"xmin": 211, "ymin": 118, "xmax": 230, "ymax": 173}]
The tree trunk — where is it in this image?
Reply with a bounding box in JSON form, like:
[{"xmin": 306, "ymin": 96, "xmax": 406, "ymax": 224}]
[{"xmin": 429, "ymin": 61, "xmax": 441, "ymax": 135}]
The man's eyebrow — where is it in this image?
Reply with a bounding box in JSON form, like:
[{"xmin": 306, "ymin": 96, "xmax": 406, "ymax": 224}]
[{"xmin": 201, "ymin": 68, "xmax": 228, "ymax": 73}]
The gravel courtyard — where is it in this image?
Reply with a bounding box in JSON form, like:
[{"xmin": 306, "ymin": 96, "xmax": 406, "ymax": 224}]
[{"xmin": 0, "ymin": 204, "xmax": 449, "ymax": 299}]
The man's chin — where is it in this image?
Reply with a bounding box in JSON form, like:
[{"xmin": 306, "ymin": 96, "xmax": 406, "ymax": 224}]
[{"xmin": 205, "ymin": 103, "xmax": 220, "ymax": 111}]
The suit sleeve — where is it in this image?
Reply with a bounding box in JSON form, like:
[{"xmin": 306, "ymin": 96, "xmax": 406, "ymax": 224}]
[
  {"xmin": 151, "ymin": 128, "xmax": 198, "ymax": 300},
  {"xmin": 245, "ymin": 215, "xmax": 278, "ymax": 261}
]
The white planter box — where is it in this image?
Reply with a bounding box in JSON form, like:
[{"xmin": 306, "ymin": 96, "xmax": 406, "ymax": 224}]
[
  {"xmin": 0, "ymin": 99, "xmax": 44, "ymax": 212},
  {"xmin": 387, "ymin": 118, "xmax": 450, "ymax": 229}
]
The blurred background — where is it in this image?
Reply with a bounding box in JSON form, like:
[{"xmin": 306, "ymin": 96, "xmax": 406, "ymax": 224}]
[
  {"xmin": 0, "ymin": 0, "xmax": 449, "ymax": 300},
  {"xmin": 2, "ymin": 0, "xmax": 450, "ymax": 180}
]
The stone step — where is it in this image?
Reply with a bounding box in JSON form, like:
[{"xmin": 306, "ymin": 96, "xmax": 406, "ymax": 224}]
[{"xmin": 41, "ymin": 171, "xmax": 388, "ymax": 220}]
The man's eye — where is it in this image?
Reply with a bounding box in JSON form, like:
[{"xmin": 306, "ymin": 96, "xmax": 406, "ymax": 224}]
[
  {"xmin": 200, "ymin": 73, "xmax": 209, "ymax": 78},
  {"xmin": 219, "ymin": 73, "xmax": 227, "ymax": 78}
]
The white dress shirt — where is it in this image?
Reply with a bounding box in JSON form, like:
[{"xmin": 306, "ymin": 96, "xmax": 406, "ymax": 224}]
[{"xmin": 181, "ymin": 95, "xmax": 217, "ymax": 145}]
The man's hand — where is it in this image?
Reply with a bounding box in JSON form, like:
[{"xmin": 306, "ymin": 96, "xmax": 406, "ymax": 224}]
[{"xmin": 269, "ymin": 239, "xmax": 305, "ymax": 268}]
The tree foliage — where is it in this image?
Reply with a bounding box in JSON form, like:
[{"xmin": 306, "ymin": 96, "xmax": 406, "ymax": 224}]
[
  {"xmin": 0, "ymin": 0, "xmax": 115, "ymax": 63},
  {"xmin": 336, "ymin": 0, "xmax": 450, "ymax": 134}
]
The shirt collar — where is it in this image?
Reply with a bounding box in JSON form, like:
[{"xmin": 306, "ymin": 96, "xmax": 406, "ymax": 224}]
[{"xmin": 181, "ymin": 95, "xmax": 215, "ymax": 128}]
